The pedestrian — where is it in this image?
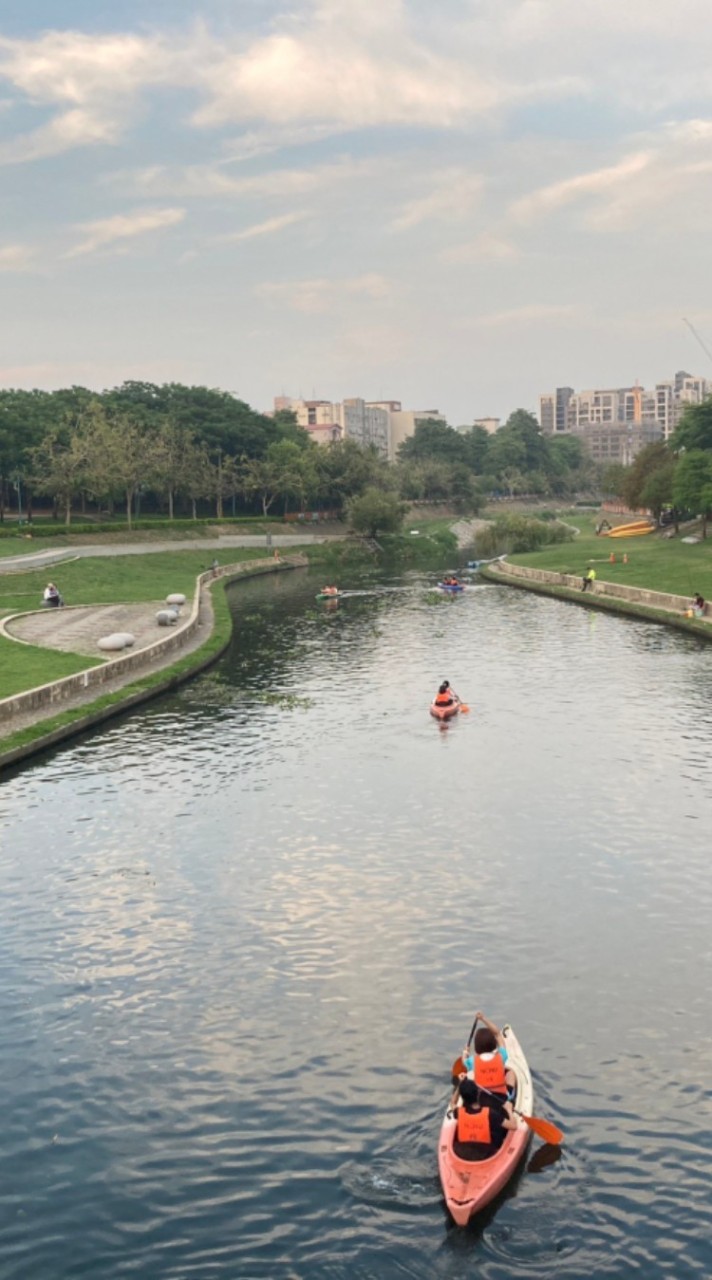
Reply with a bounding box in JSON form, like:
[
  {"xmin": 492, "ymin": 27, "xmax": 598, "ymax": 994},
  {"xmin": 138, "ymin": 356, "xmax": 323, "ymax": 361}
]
[
  {"xmin": 581, "ymin": 567, "xmax": 596, "ymax": 592},
  {"xmin": 42, "ymin": 582, "xmax": 62, "ymax": 607}
]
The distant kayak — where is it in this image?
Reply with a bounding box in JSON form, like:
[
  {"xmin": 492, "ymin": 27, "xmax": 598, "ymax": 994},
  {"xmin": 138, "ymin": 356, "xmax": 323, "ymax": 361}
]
[
  {"xmin": 437, "ymin": 582, "xmax": 465, "ymax": 592},
  {"xmin": 438, "ymin": 1023, "xmax": 533, "ymax": 1226},
  {"xmin": 316, "ymin": 591, "xmax": 343, "ymax": 600},
  {"xmin": 430, "ymin": 698, "xmax": 460, "ymax": 721}
]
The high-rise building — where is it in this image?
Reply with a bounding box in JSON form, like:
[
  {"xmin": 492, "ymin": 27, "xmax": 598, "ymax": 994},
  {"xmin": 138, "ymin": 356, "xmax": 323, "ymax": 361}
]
[{"xmin": 540, "ymin": 372, "xmax": 711, "ymax": 455}]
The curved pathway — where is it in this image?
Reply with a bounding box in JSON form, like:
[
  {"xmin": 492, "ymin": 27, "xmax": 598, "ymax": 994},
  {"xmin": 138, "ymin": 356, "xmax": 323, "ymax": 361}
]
[{"xmin": 0, "ymin": 532, "xmax": 336, "ymax": 574}]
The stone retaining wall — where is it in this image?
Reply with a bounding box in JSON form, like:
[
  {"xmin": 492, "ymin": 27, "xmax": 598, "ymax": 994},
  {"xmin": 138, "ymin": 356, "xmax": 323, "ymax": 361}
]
[
  {"xmin": 0, "ymin": 555, "xmax": 306, "ymax": 726},
  {"xmin": 491, "ymin": 560, "xmax": 709, "ymax": 618}
]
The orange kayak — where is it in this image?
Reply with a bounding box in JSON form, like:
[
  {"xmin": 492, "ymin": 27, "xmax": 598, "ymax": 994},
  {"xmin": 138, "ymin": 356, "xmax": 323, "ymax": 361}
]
[
  {"xmin": 430, "ymin": 699, "xmax": 460, "ymax": 721},
  {"xmin": 438, "ymin": 1024, "xmax": 533, "ymax": 1225}
]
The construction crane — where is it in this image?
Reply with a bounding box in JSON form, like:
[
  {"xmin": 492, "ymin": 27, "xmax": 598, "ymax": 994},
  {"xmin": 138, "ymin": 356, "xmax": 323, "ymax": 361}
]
[{"xmin": 682, "ymin": 317, "xmax": 712, "ymax": 370}]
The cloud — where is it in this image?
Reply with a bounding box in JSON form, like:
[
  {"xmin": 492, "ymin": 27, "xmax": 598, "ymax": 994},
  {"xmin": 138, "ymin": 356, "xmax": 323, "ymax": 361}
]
[
  {"xmin": 66, "ymin": 207, "xmax": 185, "ymax": 258},
  {"xmin": 110, "ymin": 155, "xmax": 388, "ymax": 201},
  {"xmin": 0, "ymin": 244, "xmax": 36, "ymax": 271},
  {"xmin": 440, "ymin": 233, "xmax": 520, "ymax": 264},
  {"xmin": 391, "ymin": 170, "xmax": 484, "ymax": 231},
  {"xmin": 510, "ymin": 151, "xmax": 653, "ymax": 224},
  {"xmin": 0, "ymin": 30, "xmax": 185, "ymax": 162},
  {"xmin": 476, "ymin": 303, "xmax": 579, "ymax": 327},
  {"xmin": 216, "ymin": 212, "xmax": 307, "ymax": 243},
  {"xmin": 256, "ymin": 272, "xmax": 392, "ymax": 314}
]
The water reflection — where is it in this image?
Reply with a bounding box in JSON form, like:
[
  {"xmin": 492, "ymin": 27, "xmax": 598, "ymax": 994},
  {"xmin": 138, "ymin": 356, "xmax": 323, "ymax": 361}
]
[{"xmin": 0, "ymin": 564, "xmax": 711, "ymax": 1278}]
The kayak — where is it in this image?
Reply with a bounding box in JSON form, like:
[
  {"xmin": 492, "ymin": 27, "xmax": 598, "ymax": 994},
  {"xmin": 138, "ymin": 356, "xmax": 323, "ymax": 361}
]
[
  {"xmin": 430, "ymin": 698, "xmax": 460, "ymax": 721},
  {"xmin": 437, "ymin": 582, "xmax": 465, "ymax": 592},
  {"xmin": 438, "ymin": 1024, "xmax": 533, "ymax": 1226},
  {"xmin": 316, "ymin": 591, "xmax": 343, "ymax": 600},
  {"xmin": 607, "ymin": 521, "xmax": 655, "ymax": 538}
]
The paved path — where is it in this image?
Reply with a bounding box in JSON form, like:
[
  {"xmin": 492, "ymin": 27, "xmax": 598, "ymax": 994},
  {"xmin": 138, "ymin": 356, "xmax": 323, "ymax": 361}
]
[
  {"xmin": 5, "ymin": 602, "xmax": 172, "ymax": 657},
  {"xmin": 0, "ymin": 533, "xmax": 336, "ymax": 574}
]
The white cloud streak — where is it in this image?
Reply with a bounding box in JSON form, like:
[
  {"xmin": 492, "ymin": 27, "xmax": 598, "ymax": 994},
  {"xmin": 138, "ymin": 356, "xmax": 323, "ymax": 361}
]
[
  {"xmin": 66, "ymin": 207, "xmax": 185, "ymax": 258},
  {"xmin": 256, "ymin": 272, "xmax": 392, "ymax": 314},
  {"xmin": 216, "ymin": 212, "xmax": 307, "ymax": 243}
]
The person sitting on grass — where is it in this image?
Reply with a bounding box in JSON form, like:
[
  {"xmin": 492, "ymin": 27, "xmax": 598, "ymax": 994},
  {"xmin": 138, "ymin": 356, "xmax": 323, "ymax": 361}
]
[{"xmin": 42, "ymin": 582, "xmax": 63, "ymax": 608}]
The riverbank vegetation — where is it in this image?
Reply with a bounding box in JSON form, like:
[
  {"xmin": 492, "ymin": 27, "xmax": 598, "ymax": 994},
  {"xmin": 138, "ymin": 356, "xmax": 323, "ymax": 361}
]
[{"xmin": 0, "ymin": 384, "xmax": 596, "ymax": 532}]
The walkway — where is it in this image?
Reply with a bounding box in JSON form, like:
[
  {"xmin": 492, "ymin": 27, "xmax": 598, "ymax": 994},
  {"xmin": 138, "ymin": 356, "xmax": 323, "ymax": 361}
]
[{"xmin": 0, "ymin": 532, "xmax": 336, "ymax": 574}]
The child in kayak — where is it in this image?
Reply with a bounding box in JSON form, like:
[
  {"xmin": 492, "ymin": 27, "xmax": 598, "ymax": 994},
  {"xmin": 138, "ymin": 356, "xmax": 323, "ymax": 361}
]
[
  {"xmin": 449, "ymin": 1074, "xmax": 517, "ymax": 1160},
  {"xmin": 461, "ymin": 1011, "xmax": 516, "ymax": 1105}
]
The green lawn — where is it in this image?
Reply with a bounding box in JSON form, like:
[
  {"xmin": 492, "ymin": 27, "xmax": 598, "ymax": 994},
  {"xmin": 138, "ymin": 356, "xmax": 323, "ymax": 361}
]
[
  {"xmin": 510, "ymin": 529, "xmax": 712, "ymax": 599},
  {"xmin": 0, "ymin": 547, "xmax": 275, "ymax": 701}
]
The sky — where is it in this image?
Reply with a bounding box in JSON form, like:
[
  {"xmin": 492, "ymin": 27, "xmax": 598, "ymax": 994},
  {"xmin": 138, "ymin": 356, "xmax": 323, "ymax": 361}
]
[{"xmin": 2, "ymin": 0, "xmax": 712, "ymax": 423}]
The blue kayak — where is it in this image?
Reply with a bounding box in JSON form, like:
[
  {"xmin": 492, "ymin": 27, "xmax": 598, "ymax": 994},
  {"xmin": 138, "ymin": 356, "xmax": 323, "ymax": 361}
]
[{"xmin": 437, "ymin": 582, "xmax": 465, "ymax": 592}]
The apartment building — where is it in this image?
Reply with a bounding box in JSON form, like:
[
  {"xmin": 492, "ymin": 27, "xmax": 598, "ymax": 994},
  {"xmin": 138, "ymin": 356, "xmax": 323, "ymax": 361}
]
[
  {"xmin": 273, "ymin": 396, "xmax": 446, "ymax": 460},
  {"xmin": 539, "ymin": 371, "xmax": 712, "ymax": 460}
]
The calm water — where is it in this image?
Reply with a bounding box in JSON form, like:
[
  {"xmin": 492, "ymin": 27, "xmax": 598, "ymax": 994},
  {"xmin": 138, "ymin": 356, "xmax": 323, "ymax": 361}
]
[{"xmin": 1, "ymin": 564, "xmax": 711, "ymax": 1279}]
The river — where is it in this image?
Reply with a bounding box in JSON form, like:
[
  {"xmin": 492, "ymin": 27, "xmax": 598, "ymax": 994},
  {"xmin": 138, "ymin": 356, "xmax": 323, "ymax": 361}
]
[{"xmin": 0, "ymin": 562, "xmax": 710, "ymax": 1279}]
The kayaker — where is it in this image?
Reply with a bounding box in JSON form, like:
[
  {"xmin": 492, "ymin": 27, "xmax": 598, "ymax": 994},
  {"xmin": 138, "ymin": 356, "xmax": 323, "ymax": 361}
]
[
  {"xmin": 321, "ymin": 585, "xmax": 339, "ymax": 596},
  {"xmin": 434, "ymin": 681, "xmax": 456, "ymax": 708},
  {"xmin": 450, "ymin": 1075, "xmax": 516, "ymax": 1159},
  {"xmin": 461, "ymin": 1011, "xmax": 516, "ymax": 1104}
]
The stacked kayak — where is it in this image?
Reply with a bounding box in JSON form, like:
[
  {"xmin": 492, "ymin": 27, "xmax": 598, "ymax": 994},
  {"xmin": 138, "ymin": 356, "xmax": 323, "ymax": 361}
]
[
  {"xmin": 430, "ymin": 698, "xmax": 460, "ymax": 721},
  {"xmin": 438, "ymin": 1024, "xmax": 533, "ymax": 1225},
  {"xmin": 607, "ymin": 520, "xmax": 655, "ymax": 538}
]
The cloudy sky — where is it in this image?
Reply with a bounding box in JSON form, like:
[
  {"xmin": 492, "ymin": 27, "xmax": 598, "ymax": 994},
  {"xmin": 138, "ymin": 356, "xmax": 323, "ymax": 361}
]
[{"xmin": 2, "ymin": 0, "xmax": 712, "ymax": 423}]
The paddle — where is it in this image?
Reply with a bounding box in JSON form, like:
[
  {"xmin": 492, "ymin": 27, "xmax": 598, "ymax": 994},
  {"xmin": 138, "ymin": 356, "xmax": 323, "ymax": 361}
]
[
  {"xmin": 476, "ymin": 1083, "xmax": 564, "ymax": 1146},
  {"xmin": 451, "ymin": 1015, "xmax": 479, "ymax": 1077},
  {"xmin": 450, "ymin": 690, "xmax": 470, "ymax": 714}
]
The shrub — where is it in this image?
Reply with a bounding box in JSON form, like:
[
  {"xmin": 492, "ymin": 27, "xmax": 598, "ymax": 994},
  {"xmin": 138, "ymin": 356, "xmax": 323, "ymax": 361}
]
[{"xmin": 474, "ymin": 516, "xmax": 574, "ymax": 556}]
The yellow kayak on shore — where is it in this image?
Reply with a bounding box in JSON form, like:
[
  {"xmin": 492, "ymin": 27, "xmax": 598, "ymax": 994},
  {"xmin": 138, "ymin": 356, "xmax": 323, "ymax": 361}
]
[{"xmin": 607, "ymin": 521, "xmax": 656, "ymax": 538}]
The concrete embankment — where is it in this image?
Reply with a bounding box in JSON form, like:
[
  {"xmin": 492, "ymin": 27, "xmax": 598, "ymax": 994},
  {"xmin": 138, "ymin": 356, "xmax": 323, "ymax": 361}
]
[
  {"xmin": 0, "ymin": 554, "xmax": 306, "ymax": 770},
  {"xmin": 481, "ymin": 559, "xmax": 712, "ymax": 638}
]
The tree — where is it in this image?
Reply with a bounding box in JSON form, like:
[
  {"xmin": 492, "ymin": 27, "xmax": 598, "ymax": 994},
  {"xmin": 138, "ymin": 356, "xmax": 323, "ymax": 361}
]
[
  {"xmin": 673, "ymin": 450, "xmax": 712, "ymax": 537},
  {"xmin": 397, "ymin": 419, "xmax": 467, "ymax": 465},
  {"xmin": 620, "ymin": 442, "xmax": 671, "ymax": 511},
  {"xmin": 153, "ymin": 419, "xmax": 198, "ymax": 519},
  {"xmin": 347, "ymin": 487, "xmax": 407, "ymax": 538},
  {"xmin": 315, "ymin": 439, "xmax": 388, "ymax": 508},
  {"xmin": 83, "ymin": 406, "xmax": 160, "ymax": 529},
  {"xmin": 672, "ymin": 398, "xmax": 712, "ymax": 452},
  {"xmin": 30, "ymin": 430, "xmax": 88, "ymax": 525},
  {"xmin": 641, "ymin": 457, "xmax": 675, "ymax": 521}
]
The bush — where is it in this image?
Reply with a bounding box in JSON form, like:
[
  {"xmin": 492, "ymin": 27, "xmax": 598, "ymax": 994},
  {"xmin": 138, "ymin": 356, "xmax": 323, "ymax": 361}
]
[{"xmin": 474, "ymin": 516, "xmax": 574, "ymax": 557}]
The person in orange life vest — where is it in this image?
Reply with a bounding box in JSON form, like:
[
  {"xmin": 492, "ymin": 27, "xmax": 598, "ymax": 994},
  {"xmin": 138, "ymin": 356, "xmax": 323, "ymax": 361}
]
[
  {"xmin": 460, "ymin": 1011, "xmax": 516, "ymax": 1105},
  {"xmin": 450, "ymin": 1075, "xmax": 516, "ymax": 1160},
  {"xmin": 434, "ymin": 680, "xmax": 455, "ymax": 707}
]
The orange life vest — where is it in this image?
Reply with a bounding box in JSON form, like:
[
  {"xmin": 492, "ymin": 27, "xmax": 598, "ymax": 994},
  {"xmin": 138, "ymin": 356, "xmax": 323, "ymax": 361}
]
[
  {"xmin": 457, "ymin": 1106, "xmax": 492, "ymax": 1144},
  {"xmin": 475, "ymin": 1052, "xmax": 507, "ymax": 1095},
  {"xmin": 435, "ymin": 691, "xmax": 453, "ymax": 705}
]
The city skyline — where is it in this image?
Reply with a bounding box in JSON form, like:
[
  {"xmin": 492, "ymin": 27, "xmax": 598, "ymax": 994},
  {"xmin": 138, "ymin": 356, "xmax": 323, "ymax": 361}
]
[{"xmin": 2, "ymin": 2, "xmax": 712, "ymax": 422}]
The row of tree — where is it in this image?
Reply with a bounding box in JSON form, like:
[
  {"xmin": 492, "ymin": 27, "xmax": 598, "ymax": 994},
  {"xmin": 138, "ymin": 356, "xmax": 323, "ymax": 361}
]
[
  {"xmin": 605, "ymin": 401, "xmax": 712, "ymax": 536},
  {"xmin": 0, "ymin": 382, "xmax": 596, "ymax": 527}
]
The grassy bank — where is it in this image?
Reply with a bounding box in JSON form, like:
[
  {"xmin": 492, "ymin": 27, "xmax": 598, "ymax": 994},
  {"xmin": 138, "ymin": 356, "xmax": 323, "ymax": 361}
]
[
  {"xmin": 0, "ymin": 583, "xmax": 235, "ymax": 761},
  {"xmin": 509, "ymin": 530, "xmax": 712, "ymax": 599},
  {"xmin": 0, "ymin": 547, "xmax": 276, "ymax": 700}
]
